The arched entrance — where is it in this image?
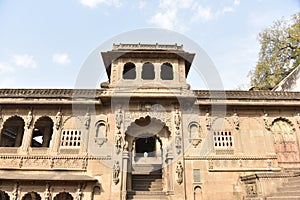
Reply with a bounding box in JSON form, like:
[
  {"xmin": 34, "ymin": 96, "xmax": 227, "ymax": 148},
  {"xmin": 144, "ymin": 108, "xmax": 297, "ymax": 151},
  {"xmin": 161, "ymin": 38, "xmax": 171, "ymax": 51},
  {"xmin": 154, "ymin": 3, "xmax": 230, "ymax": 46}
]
[
  {"xmin": 124, "ymin": 116, "xmax": 171, "ymax": 193},
  {"xmin": 53, "ymin": 192, "xmax": 73, "ymax": 200},
  {"xmin": 22, "ymin": 192, "xmax": 41, "ymax": 200}
]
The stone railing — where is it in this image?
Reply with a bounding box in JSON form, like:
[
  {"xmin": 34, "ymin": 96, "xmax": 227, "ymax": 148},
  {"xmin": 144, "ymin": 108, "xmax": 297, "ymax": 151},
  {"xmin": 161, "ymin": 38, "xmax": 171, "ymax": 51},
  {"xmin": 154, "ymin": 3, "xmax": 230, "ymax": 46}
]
[{"xmin": 112, "ymin": 43, "xmax": 184, "ymax": 51}]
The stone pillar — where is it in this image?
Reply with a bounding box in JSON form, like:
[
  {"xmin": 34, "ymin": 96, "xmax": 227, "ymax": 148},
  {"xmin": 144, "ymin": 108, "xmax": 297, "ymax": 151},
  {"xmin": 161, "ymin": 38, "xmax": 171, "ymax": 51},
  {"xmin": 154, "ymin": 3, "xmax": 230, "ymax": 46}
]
[
  {"xmin": 234, "ymin": 129, "xmax": 243, "ymax": 154},
  {"xmin": 42, "ymin": 126, "xmax": 51, "ymax": 147},
  {"xmin": 50, "ymin": 127, "xmax": 62, "ymax": 154},
  {"xmin": 264, "ymin": 130, "xmax": 275, "ymax": 155},
  {"xmin": 166, "ymin": 152, "xmax": 174, "ymax": 193},
  {"xmin": 20, "ymin": 127, "xmax": 33, "ymax": 153},
  {"xmin": 15, "ymin": 126, "xmax": 24, "ymax": 147},
  {"xmin": 121, "ymin": 151, "xmax": 129, "ymax": 200}
]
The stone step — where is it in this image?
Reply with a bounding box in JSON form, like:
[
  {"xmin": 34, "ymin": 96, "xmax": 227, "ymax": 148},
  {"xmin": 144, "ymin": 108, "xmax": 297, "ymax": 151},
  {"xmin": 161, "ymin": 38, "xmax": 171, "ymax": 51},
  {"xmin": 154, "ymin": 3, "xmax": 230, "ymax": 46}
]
[
  {"xmin": 127, "ymin": 191, "xmax": 167, "ymax": 200},
  {"xmin": 132, "ymin": 175, "xmax": 162, "ymax": 180},
  {"xmin": 267, "ymin": 197, "xmax": 300, "ymax": 200},
  {"xmin": 274, "ymin": 191, "xmax": 300, "ymax": 196},
  {"xmin": 278, "ymin": 186, "xmax": 300, "ymax": 192}
]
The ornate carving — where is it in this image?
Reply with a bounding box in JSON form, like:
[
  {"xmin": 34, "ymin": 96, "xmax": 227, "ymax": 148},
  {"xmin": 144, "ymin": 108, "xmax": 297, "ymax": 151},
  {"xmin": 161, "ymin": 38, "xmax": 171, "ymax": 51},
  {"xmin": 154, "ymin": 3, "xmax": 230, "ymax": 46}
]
[
  {"xmin": 174, "ymin": 107, "xmax": 181, "ymax": 130},
  {"xmin": 263, "ymin": 113, "xmax": 271, "ymax": 130},
  {"xmin": 115, "ymin": 106, "xmax": 123, "ymax": 129},
  {"xmin": 0, "ymin": 106, "xmax": 3, "ymax": 127},
  {"xmin": 95, "ymin": 116, "xmax": 108, "ymax": 147},
  {"xmin": 233, "ymin": 113, "xmax": 239, "ymax": 130},
  {"xmin": 75, "ymin": 184, "xmax": 83, "ymax": 200},
  {"xmin": 246, "ymin": 184, "xmax": 257, "ymax": 198},
  {"xmin": 208, "ymin": 160, "xmax": 214, "ymax": 169},
  {"xmin": 176, "ymin": 161, "xmax": 183, "ymax": 184},
  {"xmin": 175, "ymin": 136, "xmax": 182, "ymax": 154},
  {"xmin": 124, "ymin": 110, "xmax": 171, "ymax": 132},
  {"xmin": 84, "ymin": 111, "xmax": 91, "ymax": 130},
  {"xmin": 12, "ymin": 183, "xmax": 19, "ymax": 200},
  {"xmin": 26, "ymin": 110, "xmax": 33, "ymax": 129},
  {"xmin": 114, "ymin": 130, "xmax": 123, "ymax": 154},
  {"xmin": 55, "ymin": 111, "xmax": 62, "ymax": 130},
  {"xmin": 44, "ymin": 183, "xmax": 51, "ymax": 200},
  {"xmin": 113, "ymin": 161, "xmax": 120, "ymax": 184},
  {"xmin": 296, "ymin": 113, "xmax": 300, "ymax": 129},
  {"xmin": 205, "ymin": 112, "xmax": 211, "ymax": 130}
]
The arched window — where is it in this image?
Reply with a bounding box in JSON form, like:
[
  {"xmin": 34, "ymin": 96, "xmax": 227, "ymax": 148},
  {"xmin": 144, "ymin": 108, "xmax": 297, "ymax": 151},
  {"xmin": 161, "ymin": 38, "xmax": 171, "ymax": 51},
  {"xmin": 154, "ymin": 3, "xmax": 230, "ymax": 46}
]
[
  {"xmin": 271, "ymin": 119, "xmax": 299, "ymax": 163},
  {"xmin": 160, "ymin": 62, "xmax": 173, "ymax": 80},
  {"xmin": 0, "ymin": 190, "xmax": 9, "ymax": 200},
  {"xmin": 92, "ymin": 186, "xmax": 101, "ymax": 200},
  {"xmin": 142, "ymin": 62, "xmax": 155, "ymax": 80},
  {"xmin": 54, "ymin": 192, "xmax": 73, "ymax": 200},
  {"xmin": 31, "ymin": 116, "xmax": 54, "ymax": 148},
  {"xmin": 123, "ymin": 62, "xmax": 136, "ymax": 80},
  {"xmin": 0, "ymin": 116, "xmax": 25, "ymax": 147},
  {"xmin": 22, "ymin": 192, "xmax": 41, "ymax": 200}
]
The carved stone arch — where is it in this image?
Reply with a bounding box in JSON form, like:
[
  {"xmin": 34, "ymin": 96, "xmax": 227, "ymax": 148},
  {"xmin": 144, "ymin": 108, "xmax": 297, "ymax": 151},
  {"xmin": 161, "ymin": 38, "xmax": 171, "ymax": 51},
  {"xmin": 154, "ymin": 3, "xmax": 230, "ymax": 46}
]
[
  {"xmin": 270, "ymin": 117, "xmax": 299, "ymax": 163},
  {"xmin": 62, "ymin": 115, "xmax": 83, "ymax": 130},
  {"xmin": 194, "ymin": 185, "xmax": 203, "ymax": 200},
  {"xmin": 124, "ymin": 115, "xmax": 171, "ymax": 154},
  {"xmin": 124, "ymin": 111, "xmax": 171, "ymax": 135},
  {"xmin": 0, "ymin": 115, "xmax": 25, "ymax": 147},
  {"xmin": 21, "ymin": 192, "xmax": 41, "ymax": 200},
  {"xmin": 271, "ymin": 117, "xmax": 295, "ymax": 130},
  {"xmin": 188, "ymin": 122, "xmax": 201, "ymax": 138},
  {"xmin": 0, "ymin": 190, "xmax": 9, "ymax": 200},
  {"xmin": 211, "ymin": 117, "xmax": 232, "ymax": 131},
  {"xmin": 31, "ymin": 116, "xmax": 54, "ymax": 148},
  {"xmin": 94, "ymin": 115, "xmax": 109, "ymax": 147},
  {"xmin": 53, "ymin": 192, "xmax": 73, "ymax": 200}
]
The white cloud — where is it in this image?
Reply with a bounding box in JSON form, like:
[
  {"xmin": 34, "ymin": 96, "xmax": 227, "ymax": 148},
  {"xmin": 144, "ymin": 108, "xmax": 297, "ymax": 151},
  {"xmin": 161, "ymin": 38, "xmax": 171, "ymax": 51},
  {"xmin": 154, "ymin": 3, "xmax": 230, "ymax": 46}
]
[
  {"xmin": 138, "ymin": 0, "xmax": 146, "ymax": 9},
  {"xmin": 222, "ymin": 7, "xmax": 234, "ymax": 14},
  {"xmin": 52, "ymin": 53, "xmax": 71, "ymax": 65},
  {"xmin": 149, "ymin": 9, "xmax": 179, "ymax": 30},
  {"xmin": 234, "ymin": 0, "xmax": 240, "ymax": 6},
  {"xmin": 149, "ymin": 0, "xmax": 237, "ymax": 31},
  {"xmin": 0, "ymin": 62, "xmax": 14, "ymax": 73},
  {"xmin": 80, "ymin": 0, "xmax": 121, "ymax": 9},
  {"xmin": 192, "ymin": 5, "xmax": 214, "ymax": 22},
  {"xmin": 13, "ymin": 54, "xmax": 37, "ymax": 68}
]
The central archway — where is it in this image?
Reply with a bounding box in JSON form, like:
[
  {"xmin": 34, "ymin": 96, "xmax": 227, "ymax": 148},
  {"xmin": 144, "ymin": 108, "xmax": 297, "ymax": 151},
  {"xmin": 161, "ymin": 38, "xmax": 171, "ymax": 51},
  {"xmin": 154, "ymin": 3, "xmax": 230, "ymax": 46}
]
[
  {"xmin": 124, "ymin": 116, "xmax": 171, "ymax": 192},
  {"xmin": 125, "ymin": 116, "xmax": 171, "ymax": 161}
]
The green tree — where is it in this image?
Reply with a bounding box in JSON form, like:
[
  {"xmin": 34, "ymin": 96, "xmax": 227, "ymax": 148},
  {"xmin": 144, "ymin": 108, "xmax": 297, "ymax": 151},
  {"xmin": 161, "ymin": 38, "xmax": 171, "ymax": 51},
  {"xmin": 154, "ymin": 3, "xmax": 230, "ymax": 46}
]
[{"xmin": 250, "ymin": 12, "xmax": 300, "ymax": 90}]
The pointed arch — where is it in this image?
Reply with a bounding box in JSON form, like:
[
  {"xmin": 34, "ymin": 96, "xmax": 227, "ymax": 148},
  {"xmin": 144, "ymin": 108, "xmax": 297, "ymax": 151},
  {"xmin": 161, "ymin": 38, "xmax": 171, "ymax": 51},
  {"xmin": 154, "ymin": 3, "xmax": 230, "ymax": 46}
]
[
  {"xmin": 271, "ymin": 118, "xmax": 299, "ymax": 163},
  {"xmin": 0, "ymin": 190, "xmax": 9, "ymax": 200},
  {"xmin": 53, "ymin": 192, "xmax": 73, "ymax": 200},
  {"xmin": 0, "ymin": 115, "xmax": 25, "ymax": 147},
  {"xmin": 21, "ymin": 192, "xmax": 41, "ymax": 200},
  {"xmin": 31, "ymin": 116, "xmax": 54, "ymax": 147}
]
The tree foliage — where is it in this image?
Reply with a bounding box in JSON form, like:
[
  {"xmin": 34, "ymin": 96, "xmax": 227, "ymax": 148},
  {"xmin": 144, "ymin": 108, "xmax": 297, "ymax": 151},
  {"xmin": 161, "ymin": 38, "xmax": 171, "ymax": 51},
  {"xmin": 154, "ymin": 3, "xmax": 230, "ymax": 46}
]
[{"xmin": 250, "ymin": 12, "xmax": 300, "ymax": 90}]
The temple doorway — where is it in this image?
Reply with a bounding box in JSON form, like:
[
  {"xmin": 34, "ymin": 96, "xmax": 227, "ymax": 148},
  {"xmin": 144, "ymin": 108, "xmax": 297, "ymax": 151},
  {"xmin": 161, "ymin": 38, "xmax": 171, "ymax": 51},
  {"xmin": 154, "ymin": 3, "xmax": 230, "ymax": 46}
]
[{"xmin": 135, "ymin": 136, "xmax": 156, "ymax": 157}]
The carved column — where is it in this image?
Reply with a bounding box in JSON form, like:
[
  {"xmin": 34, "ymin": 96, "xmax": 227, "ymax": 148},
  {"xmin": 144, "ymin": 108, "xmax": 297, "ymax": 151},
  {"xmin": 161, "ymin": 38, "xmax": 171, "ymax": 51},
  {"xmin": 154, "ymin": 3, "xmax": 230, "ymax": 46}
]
[
  {"xmin": 20, "ymin": 127, "xmax": 33, "ymax": 153},
  {"xmin": 121, "ymin": 151, "xmax": 129, "ymax": 200},
  {"xmin": 50, "ymin": 127, "xmax": 62, "ymax": 154},
  {"xmin": 166, "ymin": 151, "xmax": 174, "ymax": 193}
]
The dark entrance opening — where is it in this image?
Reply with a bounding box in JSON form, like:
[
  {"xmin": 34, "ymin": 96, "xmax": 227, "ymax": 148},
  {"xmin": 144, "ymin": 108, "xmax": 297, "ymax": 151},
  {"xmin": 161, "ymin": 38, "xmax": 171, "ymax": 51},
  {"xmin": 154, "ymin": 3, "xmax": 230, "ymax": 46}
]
[{"xmin": 135, "ymin": 136, "xmax": 156, "ymax": 157}]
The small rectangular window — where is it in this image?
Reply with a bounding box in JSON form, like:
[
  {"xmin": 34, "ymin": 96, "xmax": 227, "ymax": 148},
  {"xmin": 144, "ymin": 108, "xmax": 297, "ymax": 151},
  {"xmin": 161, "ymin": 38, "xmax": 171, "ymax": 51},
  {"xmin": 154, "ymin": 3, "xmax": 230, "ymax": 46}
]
[
  {"xmin": 60, "ymin": 129, "xmax": 81, "ymax": 148},
  {"xmin": 213, "ymin": 131, "xmax": 234, "ymax": 148},
  {"xmin": 193, "ymin": 169, "xmax": 201, "ymax": 182}
]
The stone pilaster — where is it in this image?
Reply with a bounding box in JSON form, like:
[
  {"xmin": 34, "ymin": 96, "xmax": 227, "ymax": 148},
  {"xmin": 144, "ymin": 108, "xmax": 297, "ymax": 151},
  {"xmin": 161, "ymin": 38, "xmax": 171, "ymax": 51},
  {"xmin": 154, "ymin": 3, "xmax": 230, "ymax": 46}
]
[
  {"xmin": 121, "ymin": 151, "xmax": 129, "ymax": 200},
  {"xmin": 20, "ymin": 127, "xmax": 33, "ymax": 153},
  {"xmin": 50, "ymin": 127, "xmax": 62, "ymax": 154}
]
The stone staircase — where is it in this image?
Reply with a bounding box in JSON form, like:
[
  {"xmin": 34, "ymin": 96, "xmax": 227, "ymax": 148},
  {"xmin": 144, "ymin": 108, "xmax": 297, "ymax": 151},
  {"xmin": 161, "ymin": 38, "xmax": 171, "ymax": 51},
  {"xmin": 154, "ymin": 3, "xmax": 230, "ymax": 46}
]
[
  {"xmin": 267, "ymin": 176, "xmax": 300, "ymax": 200},
  {"xmin": 127, "ymin": 166, "xmax": 167, "ymax": 200}
]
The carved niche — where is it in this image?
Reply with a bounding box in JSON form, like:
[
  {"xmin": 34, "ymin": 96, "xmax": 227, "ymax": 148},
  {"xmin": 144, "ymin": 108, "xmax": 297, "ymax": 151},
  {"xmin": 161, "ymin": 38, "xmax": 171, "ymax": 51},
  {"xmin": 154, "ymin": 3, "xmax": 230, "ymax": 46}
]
[
  {"xmin": 94, "ymin": 114, "xmax": 108, "ymax": 147},
  {"xmin": 188, "ymin": 122, "xmax": 202, "ymax": 148}
]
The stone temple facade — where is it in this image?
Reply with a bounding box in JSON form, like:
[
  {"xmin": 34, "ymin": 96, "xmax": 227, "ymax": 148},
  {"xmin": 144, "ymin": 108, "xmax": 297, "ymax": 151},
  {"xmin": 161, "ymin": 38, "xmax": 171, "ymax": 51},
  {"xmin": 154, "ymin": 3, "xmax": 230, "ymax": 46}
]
[{"xmin": 0, "ymin": 43, "xmax": 300, "ymax": 200}]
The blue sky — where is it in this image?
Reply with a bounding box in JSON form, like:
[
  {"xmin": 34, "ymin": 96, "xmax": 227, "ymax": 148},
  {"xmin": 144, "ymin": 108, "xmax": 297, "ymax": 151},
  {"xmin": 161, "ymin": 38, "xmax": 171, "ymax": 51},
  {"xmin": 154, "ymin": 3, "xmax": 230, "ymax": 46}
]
[{"xmin": 0, "ymin": 0, "xmax": 299, "ymax": 89}]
